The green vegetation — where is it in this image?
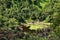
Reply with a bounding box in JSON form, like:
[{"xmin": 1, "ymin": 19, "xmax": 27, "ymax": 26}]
[{"xmin": 0, "ymin": 0, "xmax": 60, "ymax": 40}]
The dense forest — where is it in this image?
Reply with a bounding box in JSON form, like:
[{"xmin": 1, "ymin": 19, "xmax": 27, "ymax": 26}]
[{"xmin": 0, "ymin": 0, "xmax": 60, "ymax": 40}]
